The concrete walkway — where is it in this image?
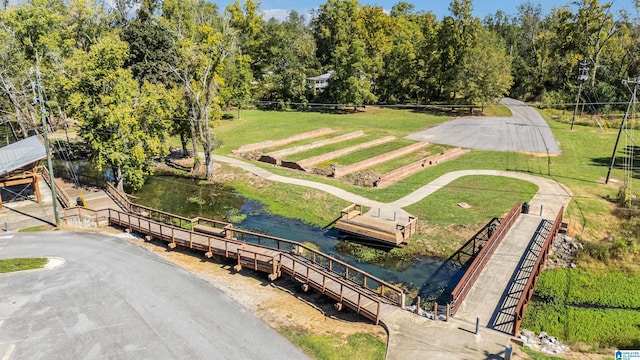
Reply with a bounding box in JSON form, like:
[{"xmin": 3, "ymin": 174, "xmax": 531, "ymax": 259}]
[{"xmin": 212, "ymin": 155, "xmax": 572, "ymax": 221}]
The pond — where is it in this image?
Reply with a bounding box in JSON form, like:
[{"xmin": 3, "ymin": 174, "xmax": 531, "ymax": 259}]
[{"xmin": 132, "ymin": 175, "xmax": 466, "ymax": 304}]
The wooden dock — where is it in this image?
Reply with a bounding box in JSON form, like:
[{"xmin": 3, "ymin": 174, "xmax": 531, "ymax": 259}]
[
  {"xmin": 61, "ymin": 205, "xmax": 405, "ymax": 325},
  {"xmin": 335, "ymin": 204, "xmax": 417, "ymax": 246}
]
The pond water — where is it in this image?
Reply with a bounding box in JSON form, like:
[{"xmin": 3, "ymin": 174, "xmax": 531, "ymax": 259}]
[{"xmin": 132, "ymin": 175, "xmax": 466, "ymax": 304}]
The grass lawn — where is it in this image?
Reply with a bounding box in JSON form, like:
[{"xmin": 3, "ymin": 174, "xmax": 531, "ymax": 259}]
[
  {"xmin": 0, "ymin": 258, "xmax": 48, "ymax": 273},
  {"xmin": 327, "ymin": 139, "xmax": 417, "ymax": 166},
  {"xmin": 369, "ymin": 143, "xmax": 451, "ymax": 174},
  {"xmin": 521, "ymin": 267, "xmax": 640, "ymax": 351},
  {"xmin": 280, "ymin": 327, "xmax": 386, "ymax": 360},
  {"xmin": 210, "ymin": 107, "xmax": 633, "ymax": 241},
  {"xmin": 212, "ymin": 107, "xmax": 448, "ymax": 155},
  {"xmin": 285, "ymin": 135, "xmax": 383, "ymax": 162}
]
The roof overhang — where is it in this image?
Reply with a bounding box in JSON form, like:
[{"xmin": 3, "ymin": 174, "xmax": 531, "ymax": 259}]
[{"xmin": 0, "ymin": 136, "xmax": 46, "ymax": 177}]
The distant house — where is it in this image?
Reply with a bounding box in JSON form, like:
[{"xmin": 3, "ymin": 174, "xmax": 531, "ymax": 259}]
[{"xmin": 306, "ymin": 70, "xmax": 334, "ymax": 91}]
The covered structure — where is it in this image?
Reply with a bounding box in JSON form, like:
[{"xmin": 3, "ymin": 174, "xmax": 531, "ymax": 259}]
[{"xmin": 0, "ymin": 136, "xmax": 47, "ymax": 209}]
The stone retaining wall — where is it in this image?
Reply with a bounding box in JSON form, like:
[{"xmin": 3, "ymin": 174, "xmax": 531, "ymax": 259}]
[
  {"xmin": 234, "ymin": 128, "xmax": 334, "ymax": 154},
  {"xmin": 376, "ymin": 148, "xmax": 469, "ymax": 188},
  {"xmin": 297, "ymin": 136, "xmax": 395, "ymax": 170},
  {"xmin": 334, "ymin": 141, "xmax": 430, "ymax": 178}
]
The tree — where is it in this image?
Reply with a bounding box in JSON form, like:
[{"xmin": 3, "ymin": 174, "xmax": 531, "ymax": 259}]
[
  {"xmin": 66, "ymin": 33, "xmax": 173, "ymax": 190},
  {"xmin": 436, "ymin": 0, "xmax": 480, "ymax": 100},
  {"xmin": 164, "ymin": 1, "xmax": 236, "ymax": 180},
  {"xmin": 461, "ymin": 28, "xmax": 513, "ymax": 111},
  {"xmin": 312, "ymin": 0, "xmax": 376, "ymax": 107},
  {"xmin": 257, "ymin": 12, "xmax": 318, "ymax": 104}
]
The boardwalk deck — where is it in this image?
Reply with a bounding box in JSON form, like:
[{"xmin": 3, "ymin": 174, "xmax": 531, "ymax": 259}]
[
  {"xmin": 62, "ymin": 207, "xmax": 405, "ymax": 325},
  {"xmin": 334, "ymin": 204, "xmax": 417, "ymax": 246}
]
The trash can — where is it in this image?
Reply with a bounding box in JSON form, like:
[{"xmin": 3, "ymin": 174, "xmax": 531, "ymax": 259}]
[{"xmin": 521, "ymin": 202, "xmax": 530, "ymax": 214}]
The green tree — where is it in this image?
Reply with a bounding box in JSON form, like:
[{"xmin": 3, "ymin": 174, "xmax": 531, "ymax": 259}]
[
  {"xmin": 461, "ymin": 28, "xmax": 513, "ymax": 111},
  {"xmin": 66, "ymin": 33, "xmax": 173, "ymax": 190},
  {"xmin": 312, "ymin": 0, "xmax": 376, "ymax": 107},
  {"xmin": 436, "ymin": 0, "xmax": 480, "ymax": 101},
  {"xmin": 258, "ymin": 12, "xmax": 318, "ymax": 104}
]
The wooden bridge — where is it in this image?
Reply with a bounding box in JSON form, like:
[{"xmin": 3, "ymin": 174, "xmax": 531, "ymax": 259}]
[{"xmin": 59, "ymin": 184, "xmax": 405, "ymax": 325}]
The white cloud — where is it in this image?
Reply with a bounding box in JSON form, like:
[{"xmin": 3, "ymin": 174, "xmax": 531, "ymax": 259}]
[{"xmin": 261, "ymin": 8, "xmax": 291, "ymax": 22}]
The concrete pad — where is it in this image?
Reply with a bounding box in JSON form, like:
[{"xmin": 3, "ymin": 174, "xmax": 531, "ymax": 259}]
[
  {"xmin": 382, "ymin": 307, "xmax": 512, "ymax": 360},
  {"xmin": 406, "ymin": 98, "xmax": 561, "ymax": 155}
]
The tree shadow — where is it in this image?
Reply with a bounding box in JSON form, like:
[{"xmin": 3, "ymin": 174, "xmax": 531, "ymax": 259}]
[{"xmin": 591, "ymin": 145, "xmax": 640, "ymax": 179}]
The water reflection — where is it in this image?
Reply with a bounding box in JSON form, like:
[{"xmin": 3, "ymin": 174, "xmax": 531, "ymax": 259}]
[{"xmin": 132, "ymin": 175, "xmax": 465, "ymax": 303}]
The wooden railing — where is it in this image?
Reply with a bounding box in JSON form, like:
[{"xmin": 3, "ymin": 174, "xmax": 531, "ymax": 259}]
[
  {"xmin": 60, "ymin": 205, "xmax": 405, "ymax": 308},
  {"xmin": 41, "ymin": 167, "xmax": 71, "ymax": 208},
  {"xmin": 228, "ymin": 227, "xmax": 403, "ymax": 305},
  {"xmin": 340, "ymin": 203, "xmax": 363, "ymax": 220},
  {"xmin": 60, "ymin": 206, "xmax": 397, "ymax": 324},
  {"xmin": 279, "ymin": 253, "xmax": 384, "ymax": 323},
  {"xmin": 105, "ymin": 190, "xmax": 404, "ymax": 305},
  {"xmin": 449, "ymin": 201, "xmax": 522, "ymax": 315},
  {"xmin": 512, "ymin": 207, "xmax": 564, "ymax": 335},
  {"xmin": 398, "ymin": 216, "xmax": 418, "ymax": 240}
]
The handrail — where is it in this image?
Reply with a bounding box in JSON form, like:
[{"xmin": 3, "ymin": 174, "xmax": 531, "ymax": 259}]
[
  {"xmin": 513, "ymin": 207, "xmax": 564, "ymax": 335},
  {"xmin": 105, "ymin": 183, "xmax": 131, "ymax": 211},
  {"xmin": 450, "ymin": 201, "xmax": 522, "ymax": 315},
  {"xmin": 230, "ymin": 226, "xmax": 404, "ymax": 305},
  {"xmin": 98, "ymin": 188, "xmax": 403, "ymax": 306},
  {"xmin": 279, "ymin": 252, "xmax": 384, "ymax": 324},
  {"xmin": 41, "ymin": 167, "xmax": 71, "ymax": 208},
  {"xmin": 60, "ymin": 206, "xmax": 404, "ymax": 308}
]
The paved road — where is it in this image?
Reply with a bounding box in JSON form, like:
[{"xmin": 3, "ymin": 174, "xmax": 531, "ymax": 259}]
[
  {"xmin": 406, "ymin": 98, "xmax": 561, "ymax": 155},
  {"xmin": 0, "ymin": 232, "xmax": 308, "ymax": 360}
]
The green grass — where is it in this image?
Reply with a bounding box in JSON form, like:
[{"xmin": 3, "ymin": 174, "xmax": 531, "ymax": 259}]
[
  {"xmin": 263, "ymin": 131, "xmax": 350, "ymax": 153},
  {"xmin": 0, "ymin": 258, "xmax": 48, "ymax": 273},
  {"xmin": 18, "ymin": 225, "xmax": 50, "ymax": 232},
  {"xmin": 213, "ymin": 108, "xmax": 447, "ymax": 155},
  {"xmin": 328, "ymin": 139, "xmax": 417, "ymax": 166},
  {"xmin": 482, "ymin": 104, "xmax": 512, "ymax": 117},
  {"xmin": 519, "ymin": 346, "xmax": 565, "ymax": 360},
  {"xmin": 521, "ymin": 268, "xmax": 640, "ymax": 350},
  {"xmin": 285, "ymin": 135, "xmax": 381, "ymax": 162},
  {"xmin": 369, "ymin": 144, "xmax": 451, "ymax": 174},
  {"xmin": 407, "ymin": 175, "xmax": 538, "ymax": 225},
  {"xmin": 534, "ymin": 269, "xmax": 640, "ymax": 308},
  {"xmin": 280, "ymin": 327, "xmax": 386, "ymax": 360}
]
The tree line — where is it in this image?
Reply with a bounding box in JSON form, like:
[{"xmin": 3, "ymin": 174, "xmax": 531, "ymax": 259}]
[{"xmin": 0, "ymin": 0, "xmax": 637, "ymax": 189}]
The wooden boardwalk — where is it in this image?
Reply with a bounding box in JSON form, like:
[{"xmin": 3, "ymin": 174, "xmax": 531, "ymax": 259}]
[{"xmin": 61, "ymin": 206, "xmax": 404, "ymax": 325}]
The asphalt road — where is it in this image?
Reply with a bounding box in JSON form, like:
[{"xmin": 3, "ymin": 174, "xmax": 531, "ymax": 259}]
[
  {"xmin": 0, "ymin": 232, "xmax": 308, "ymax": 360},
  {"xmin": 406, "ymin": 98, "xmax": 561, "ymax": 155}
]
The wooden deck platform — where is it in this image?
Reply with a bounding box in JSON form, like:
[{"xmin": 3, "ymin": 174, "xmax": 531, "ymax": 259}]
[{"xmin": 334, "ymin": 204, "xmax": 417, "ymax": 247}]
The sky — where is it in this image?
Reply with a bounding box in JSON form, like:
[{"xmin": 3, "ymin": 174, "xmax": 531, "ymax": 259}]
[{"xmin": 209, "ymin": 0, "xmax": 635, "ymax": 22}]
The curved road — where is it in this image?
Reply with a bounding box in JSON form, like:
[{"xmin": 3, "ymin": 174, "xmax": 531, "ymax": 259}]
[{"xmin": 0, "ymin": 232, "xmax": 308, "ymax": 360}]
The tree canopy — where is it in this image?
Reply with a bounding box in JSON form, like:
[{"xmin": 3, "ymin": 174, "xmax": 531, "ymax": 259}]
[{"xmin": 1, "ymin": 0, "xmax": 639, "ymax": 187}]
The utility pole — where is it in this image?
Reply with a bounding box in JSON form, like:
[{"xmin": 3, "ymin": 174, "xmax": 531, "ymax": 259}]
[
  {"xmin": 605, "ymin": 78, "xmax": 639, "ymax": 185},
  {"xmin": 33, "ymin": 64, "xmax": 60, "ymax": 226},
  {"xmin": 570, "ymin": 60, "xmax": 590, "ymax": 131}
]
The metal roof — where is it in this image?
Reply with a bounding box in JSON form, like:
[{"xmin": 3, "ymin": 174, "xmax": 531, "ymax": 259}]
[
  {"xmin": 0, "ymin": 136, "xmax": 46, "ymax": 177},
  {"xmin": 307, "ymin": 70, "xmax": 334, "ymax": 81}
]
